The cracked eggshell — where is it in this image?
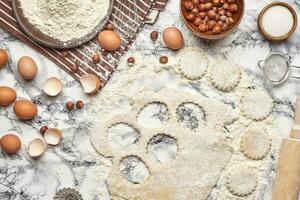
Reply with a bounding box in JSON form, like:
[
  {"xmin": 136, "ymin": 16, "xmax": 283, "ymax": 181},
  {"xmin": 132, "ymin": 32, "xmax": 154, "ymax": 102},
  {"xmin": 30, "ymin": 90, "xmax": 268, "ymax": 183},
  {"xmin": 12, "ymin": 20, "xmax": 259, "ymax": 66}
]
[
  {"xmin": 80, "ymin": 74, "xmax": 101, "ymax": 94},
  {"xmin": 43, "ymin": 77, "xmax": 63, "ymax": 97},
  {"xmin": 44, "ymin": 128, "xmax": 62, "ymax": 146},
  {"xmin": 28, "ymin": 138, "xmax": 46, "ymax": 158}
]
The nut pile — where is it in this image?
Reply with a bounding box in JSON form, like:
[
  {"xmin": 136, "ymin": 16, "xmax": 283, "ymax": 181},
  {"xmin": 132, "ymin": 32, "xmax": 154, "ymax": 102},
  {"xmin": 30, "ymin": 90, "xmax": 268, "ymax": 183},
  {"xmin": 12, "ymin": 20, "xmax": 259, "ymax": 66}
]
[{"xmin": 183, "ymin": 0, "xmax": 239, "ymax": 34}]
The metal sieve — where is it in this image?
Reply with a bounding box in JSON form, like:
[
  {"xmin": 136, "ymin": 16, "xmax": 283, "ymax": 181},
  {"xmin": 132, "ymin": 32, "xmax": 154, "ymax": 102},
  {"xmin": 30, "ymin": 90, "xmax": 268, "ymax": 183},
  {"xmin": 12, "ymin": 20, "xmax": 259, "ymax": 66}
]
[{"xmin": 258, "ymin": 50, "xmax": 300, "ymax": 85}]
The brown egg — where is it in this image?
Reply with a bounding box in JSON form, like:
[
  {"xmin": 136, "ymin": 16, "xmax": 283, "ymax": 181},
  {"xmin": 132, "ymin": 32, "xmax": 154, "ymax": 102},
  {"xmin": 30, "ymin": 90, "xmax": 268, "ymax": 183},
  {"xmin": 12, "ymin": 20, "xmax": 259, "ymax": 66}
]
[
  {"xmin": 0, "ymin": 49, "xmax": 8, "ymax": 69},
  {"xmin": 0, "ymin": 86, "xmax": 17, "ymax": 106},
  {"xmin": 98, "ymin": 30, "xmax": 121, "ymax": 51},
  {"xmin": 17, "ymin": 56, "xmax": 38, "ymax": 81},
  {"xmin": 0, "ymin": 134, "xmax": 21, "ymax": 154},
  {"xmin": 13, "ymin": 100, "xmax": 38, "ymax": 120},
  {"xmin": 163, "ymin": 27, "xmax": 184, "ymax": 50}
]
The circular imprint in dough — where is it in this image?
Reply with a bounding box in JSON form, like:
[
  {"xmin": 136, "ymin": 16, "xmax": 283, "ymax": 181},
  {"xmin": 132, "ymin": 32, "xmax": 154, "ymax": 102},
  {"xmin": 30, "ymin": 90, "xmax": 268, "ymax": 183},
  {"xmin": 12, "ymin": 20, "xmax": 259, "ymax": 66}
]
[
  {"xmin": 226, "ymin": 166, "xmax": 257, "ymax": 196},
  {"xmin": 177, "ymin": 49, "xmax": 209, "ymax": 80},
  {"xmin": 209, "ymin": 60, "xmax": 242, "ymax": 91},
  {"xmin": 241, "ymin": 128, "xmax": 271, "ymax": 160},
  {"xmin": 108, "ymin": 123, "xmax": 140, "ymax": 150},
  {"xmin": 137, "ymin": 102, "xmax": 169, "ymax": 128},
  {"xmin": 120, "ymin": 156, "xmax": 150, "ymax": 184},
  {"xmin": 241, "ymin": 89, "xmax": 274, "ymax": 120},
  {"xmin": 147, "ymin": 134, "xmax": 178, "ymax": 164},
  {"xmin": 176, "ymin": 102, "xmax": 205, "ymax": 130}
]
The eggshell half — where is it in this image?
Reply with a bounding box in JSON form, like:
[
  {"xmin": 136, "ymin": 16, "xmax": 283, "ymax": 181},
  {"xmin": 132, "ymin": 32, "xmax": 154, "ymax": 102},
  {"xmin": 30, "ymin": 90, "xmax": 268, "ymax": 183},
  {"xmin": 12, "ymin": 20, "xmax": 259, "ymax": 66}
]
[
  {"xmin": 28, "ymin": 138, "xmax": 46, "ymax": 158},
  {"xmin": 44, "ymin": 128, "xmax": 62, "ymax": 146},
  {"xmin": 13, "ymin": 100, "xmax": 38, "ymax": 120},
  {"xmin": 17, "ymin": 56, "xmax": 38, "ymax": 81},
  {"xmin": 0, "ymin": 86, "xmax": 17, "ymax": 106},
  {"xmin": 43, "ymin": 77, "xmax": 63, "ymax": 97},
  {"xmin": 80, "ymin": 74, "xmax": 101, "ymax": 94}
]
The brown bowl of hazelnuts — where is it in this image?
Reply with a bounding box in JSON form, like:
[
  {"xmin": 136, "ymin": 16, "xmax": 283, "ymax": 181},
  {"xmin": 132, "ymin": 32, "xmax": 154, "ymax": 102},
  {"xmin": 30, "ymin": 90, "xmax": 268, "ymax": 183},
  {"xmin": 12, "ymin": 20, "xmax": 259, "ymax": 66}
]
[{"xmin": 180, "ymin": 0, "xmax": 244, "ymax": 40}]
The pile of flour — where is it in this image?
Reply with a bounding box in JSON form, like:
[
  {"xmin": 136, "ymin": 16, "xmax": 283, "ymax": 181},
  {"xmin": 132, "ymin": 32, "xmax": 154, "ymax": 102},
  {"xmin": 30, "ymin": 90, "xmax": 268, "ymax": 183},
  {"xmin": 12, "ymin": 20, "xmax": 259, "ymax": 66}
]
[{"xmin": 19, "ymin": 0, "xmax": 110, "ymax": 42}]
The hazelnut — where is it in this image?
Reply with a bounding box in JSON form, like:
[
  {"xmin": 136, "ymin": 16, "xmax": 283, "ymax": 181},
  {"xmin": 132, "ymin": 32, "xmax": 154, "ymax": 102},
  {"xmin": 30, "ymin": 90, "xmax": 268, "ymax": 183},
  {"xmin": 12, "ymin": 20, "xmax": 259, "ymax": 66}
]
[
  {"xmin": 198, "ymin": 12, "xmax": 206, "ymax": 19},
  {"xmin": 106, "ymin": 23, "xmax": 114, "ymax": 30},
  {"xmin": 66, "ymin": 101, "xmax": 74, "ymax": 111},
  {"xmin": 223, "ymin": 3, "xmax": 229, "ymax": 10},
  {"xmin": 207, "ymin": 20, "xmax": 217, "ymax": 30},
  {"xmin": 199, "ymin": 0, "xmax": 205, "ymax": 2},
  {"xmin": 76, "ymin": 101, "xmax": 84, "ymax": 109},
  {"xmin": 220, "ymin": 15, "xmax": 227, "ymax": 22},
  {"xmin": 184, "ymin": 1, "xmax": 194, "ymax": 11},
  {"xmin": 198, "ymin": 3, "xmax": 206, "ymax": 11},
  {"xmin": 159, "ymin": 56, "xmax": 168, "ymax": 64},
  {"xmin": 40, "ymin": 126, "xmax": 48, "ymax": 135},
  {"xmin": 186, "ymin": 13, "xmax": 196, "ymax": 21},
  {"xmin": 217, "ymin": 20, "xmax": 224, "ymax": 26},
  {"xmin": 218, "ymin": 9, "xmax": 226, "ymax": 15},
  {"xmin": 212, "ymin": 0, "xmax": 220, "ymax": 6},
  {"xmin": 205, "ymin": 2, "xmax": 213, "ymax": 10},
  {"xmin": 215, "ymin": 14, "xmax": 220, "ymax": 21},
  {"xmin": 204, "ymin": 16, "xmax": 209, "ymax": 22},
  {"xmin": 220, "ymin": 0, "xmax": 226, "ymax": 3},
  {"xmin": 191, "ymin": 7, "xmax": 199, "ymax": 15},
  {"xmin": 127, "ymin": 57, "xmax": 135, "ymax": 66},
  {"xmin": 212, "ymin": 25, "xmax": 222, "ymax": 34},
  {"xmin": 62, "ymin": 51, "xmax": 70, "ymax": 57},
  {"xmin": 207, "ymin": 10, "xmax": 216, "ymax": 20},
  {"xmin": 192, "ymin": 0, "xmax": 199, "ymax": 5},
  {"xmin": 150, "ymin": 31, "xmax": 159, "ymax": 41},
  {"xmin": 227, "ymin": 17, "xmax": 234, "ymax": 25},
  {"xmin": 193, "ymin": 17, "xmax": 202, "ymax": 26},
  {"xmin": 92, "ymin": 53, "xmax": 100, "ymax": 64},
  {"xmin": 70, "ymin": 64, "xmax": 79, "ymax": 73},
  {"xmin": 221, "ymin": 23, "xmax": 229, "ymax": 30},
  {"xmin": 226, "ymin": 11, "xmax": 233, "ymax": 17},
  {"xmin": 228, "ymin": 4, "xmax": 238, "ymax": 13},
  {"xmin": 199, "ymin": 23, "xmax": 208, "ymax": 32},
  {"xmin": 227, "ymin": 0, "xmax": 236, "ymax": 4}
]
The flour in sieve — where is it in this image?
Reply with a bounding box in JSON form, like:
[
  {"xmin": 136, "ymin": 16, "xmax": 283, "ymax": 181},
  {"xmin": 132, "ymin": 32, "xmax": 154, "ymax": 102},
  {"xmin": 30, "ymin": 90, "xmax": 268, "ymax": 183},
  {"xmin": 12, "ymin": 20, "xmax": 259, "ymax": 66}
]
[{"xmin": 19, "ymin": 0, "xmax": 110, "ymax": 42}]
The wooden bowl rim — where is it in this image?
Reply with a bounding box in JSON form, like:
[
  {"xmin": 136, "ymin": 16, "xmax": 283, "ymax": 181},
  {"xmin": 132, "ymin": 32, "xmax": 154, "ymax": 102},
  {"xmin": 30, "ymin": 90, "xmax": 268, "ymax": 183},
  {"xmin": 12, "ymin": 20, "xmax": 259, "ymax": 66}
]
[
  {"xmin": 180, "ymin": 0, "xmax": 245, "ymax": 40},
  {"xmin": 257, "ymin": 1, "xmax": 298, "ymax": 41}
]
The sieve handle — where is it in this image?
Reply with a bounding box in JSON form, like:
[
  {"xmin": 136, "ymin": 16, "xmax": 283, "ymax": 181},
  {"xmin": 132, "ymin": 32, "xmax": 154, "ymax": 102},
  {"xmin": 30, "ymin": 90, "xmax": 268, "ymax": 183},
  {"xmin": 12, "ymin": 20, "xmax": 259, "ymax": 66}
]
[
  {"xmin": 258, "ymin": 60, "xmax": 264, "ymax": 70},
  {"xmin": 290, "ymin": 65, "xmax": 300, "ymax": 79}
]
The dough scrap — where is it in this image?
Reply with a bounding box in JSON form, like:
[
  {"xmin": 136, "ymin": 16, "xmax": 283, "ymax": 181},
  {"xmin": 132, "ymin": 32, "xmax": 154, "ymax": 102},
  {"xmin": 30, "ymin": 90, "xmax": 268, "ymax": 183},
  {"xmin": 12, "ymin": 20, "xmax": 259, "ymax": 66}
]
[
  {"xmin": 241, "ymin": 127, "xmax": 271, "ymax": 160},
  {"xmin": 241, "ymin": 89, "xmax": 274, "ymax": 120},
  {"xmin": 226, "ymin": 165, "xmax": 257, "ymax": 196},
  {"xmin": 209, "ymin": 60, "xmax": 242, "ymax": 91},
  {"xmin": 177, "ymin": 49, "xmax": 209, "ymax": 80}
]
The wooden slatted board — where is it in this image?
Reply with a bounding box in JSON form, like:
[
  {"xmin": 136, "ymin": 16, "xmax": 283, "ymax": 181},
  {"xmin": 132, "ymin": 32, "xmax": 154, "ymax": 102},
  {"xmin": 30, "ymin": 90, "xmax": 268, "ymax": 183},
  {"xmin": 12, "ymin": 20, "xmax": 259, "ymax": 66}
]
[{"xmin": 0, "ymin": 0, "xmax": 168, "ymax": 88}]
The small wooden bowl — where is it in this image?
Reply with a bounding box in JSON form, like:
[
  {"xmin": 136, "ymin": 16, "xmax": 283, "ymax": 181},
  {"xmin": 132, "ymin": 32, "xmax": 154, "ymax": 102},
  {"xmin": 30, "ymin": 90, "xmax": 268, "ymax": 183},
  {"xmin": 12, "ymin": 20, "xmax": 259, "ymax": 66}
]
[
  {"xmin": 258, "ymin": 2, "xmax": 298, "ymax": 42},
  {"xmin": 180, "ymin": 0, "xmax": 245, "ymax": 40}
]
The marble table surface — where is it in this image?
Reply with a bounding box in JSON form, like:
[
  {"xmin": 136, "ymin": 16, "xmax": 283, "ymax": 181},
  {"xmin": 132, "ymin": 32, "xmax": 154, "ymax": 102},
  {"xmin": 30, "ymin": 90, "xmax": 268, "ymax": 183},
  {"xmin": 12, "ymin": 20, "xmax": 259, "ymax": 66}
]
[{"xmin": 0, "ymin": 0, "xmax": 300, "ymax": 199}]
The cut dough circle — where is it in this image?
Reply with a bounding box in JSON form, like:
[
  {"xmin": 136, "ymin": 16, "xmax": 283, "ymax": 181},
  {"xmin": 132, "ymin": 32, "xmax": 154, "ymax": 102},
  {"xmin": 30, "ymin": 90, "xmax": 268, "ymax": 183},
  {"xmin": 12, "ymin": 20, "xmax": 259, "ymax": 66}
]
[
  {"xmin": 209, "ymin": 60, "xmax": 242, "ymax": 91},
  {"xmin": 241, "ymin": 128, "xmax": 271, "ymax": 160},
  {"xmin": 177, "ymin": 49, "xmax": 209, "ymax": 80},
  {"xmin": 226, "ymin": 166, "xmax": 257, "ymax": 196},
  {"xmin": 241, "ymin": 89, "xmax": 274, "ymax": 120}
]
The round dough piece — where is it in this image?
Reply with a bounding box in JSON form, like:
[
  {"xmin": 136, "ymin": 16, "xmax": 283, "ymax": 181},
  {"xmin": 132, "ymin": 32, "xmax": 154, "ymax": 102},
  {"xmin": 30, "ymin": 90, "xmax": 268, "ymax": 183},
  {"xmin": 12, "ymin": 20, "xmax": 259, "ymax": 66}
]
[
  {"xmin": 210, "ymin": 60, "xmax": 242, "ymax": 91},
  {"xmin": 241, "ymin": 128, "xmax": 271, "ymax": 160},
  {"xmin": 241, "ymin": 89, "xmax": 274, "ymax": 120},
  {"xmin": 226, "ymin": 166, "xmax": 257, "ymax": 196},
  {"xmin": 177, "ymin": 49, "xmax": 208, "ymax": 80}
]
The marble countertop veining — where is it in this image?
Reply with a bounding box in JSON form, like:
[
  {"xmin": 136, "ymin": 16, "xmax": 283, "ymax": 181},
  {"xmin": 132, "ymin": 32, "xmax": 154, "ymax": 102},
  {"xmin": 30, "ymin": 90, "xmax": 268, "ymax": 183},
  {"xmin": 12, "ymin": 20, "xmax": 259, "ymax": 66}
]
[{"xmin": 0, "ymin": 0, "xmax": 300, "ymax": 199}]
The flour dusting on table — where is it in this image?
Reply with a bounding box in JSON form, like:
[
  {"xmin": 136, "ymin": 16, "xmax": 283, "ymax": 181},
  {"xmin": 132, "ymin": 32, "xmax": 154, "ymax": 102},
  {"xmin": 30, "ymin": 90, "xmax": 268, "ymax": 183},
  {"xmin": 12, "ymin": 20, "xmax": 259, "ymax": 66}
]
[{"xmin": 90, "ymin": 48, "xmax": 281, "ymax": 199}]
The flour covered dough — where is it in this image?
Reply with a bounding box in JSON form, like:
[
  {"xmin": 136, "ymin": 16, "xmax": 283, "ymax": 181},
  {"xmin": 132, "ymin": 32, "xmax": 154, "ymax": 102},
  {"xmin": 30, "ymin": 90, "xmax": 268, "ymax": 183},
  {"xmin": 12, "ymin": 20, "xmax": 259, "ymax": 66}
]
[
  {"xmin": 241, "ymin": 89, "xmax": 274, "ymax": 120},
  {"xmin": 209, "ymin": 60, "xmax": 242, "ymax": 91},
  {"xmin": 177, "ymin": 49, "xmax": 209, "ymax": 80}
]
